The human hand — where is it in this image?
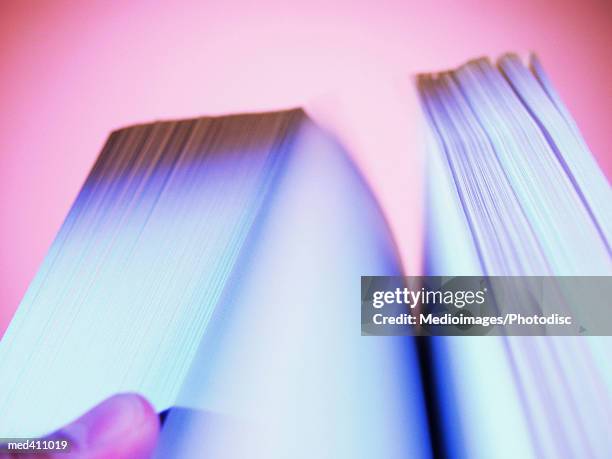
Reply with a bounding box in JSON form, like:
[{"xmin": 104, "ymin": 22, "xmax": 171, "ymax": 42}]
[{"xmin": 0, "ymin": 394, "xmax": 159, "ymax": 459}]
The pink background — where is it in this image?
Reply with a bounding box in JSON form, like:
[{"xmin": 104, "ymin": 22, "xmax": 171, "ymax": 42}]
[{"xmin": 1, "ymin": 0, "xmax": 611, "ymax": 336}]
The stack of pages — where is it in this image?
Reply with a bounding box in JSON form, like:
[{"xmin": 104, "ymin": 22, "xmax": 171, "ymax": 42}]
[
  {"xmin": 0, "ymin": 109, "xmax": 426, "ymax": 458},
  {"xmin": 419, "ymin": 55, "xmax": 611, "ymax": 458}
]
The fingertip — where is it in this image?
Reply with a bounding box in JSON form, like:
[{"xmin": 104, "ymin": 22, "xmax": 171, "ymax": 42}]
[{"xmin": 56, "ymin": 393, "xmax": 159, "ymax": 459}]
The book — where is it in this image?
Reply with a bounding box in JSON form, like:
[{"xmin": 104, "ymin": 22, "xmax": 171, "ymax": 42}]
[{"xmin": 0, "ymin": 54, "xmax": 609, "ymax": 459}]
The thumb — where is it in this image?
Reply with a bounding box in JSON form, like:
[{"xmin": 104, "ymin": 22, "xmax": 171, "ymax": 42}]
[
  {"xmin": 56, "ymin": 393, "xmax": 160, "ymax": 459},
  {"xmin": 1, "ymin": 394, "xmax": 160, "ymax": 459}
]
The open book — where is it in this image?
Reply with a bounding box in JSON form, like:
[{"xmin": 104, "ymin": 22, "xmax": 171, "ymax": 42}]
[{"xmin": 0, "ymin": 55, "xmax": 610, "ymax": 458}]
